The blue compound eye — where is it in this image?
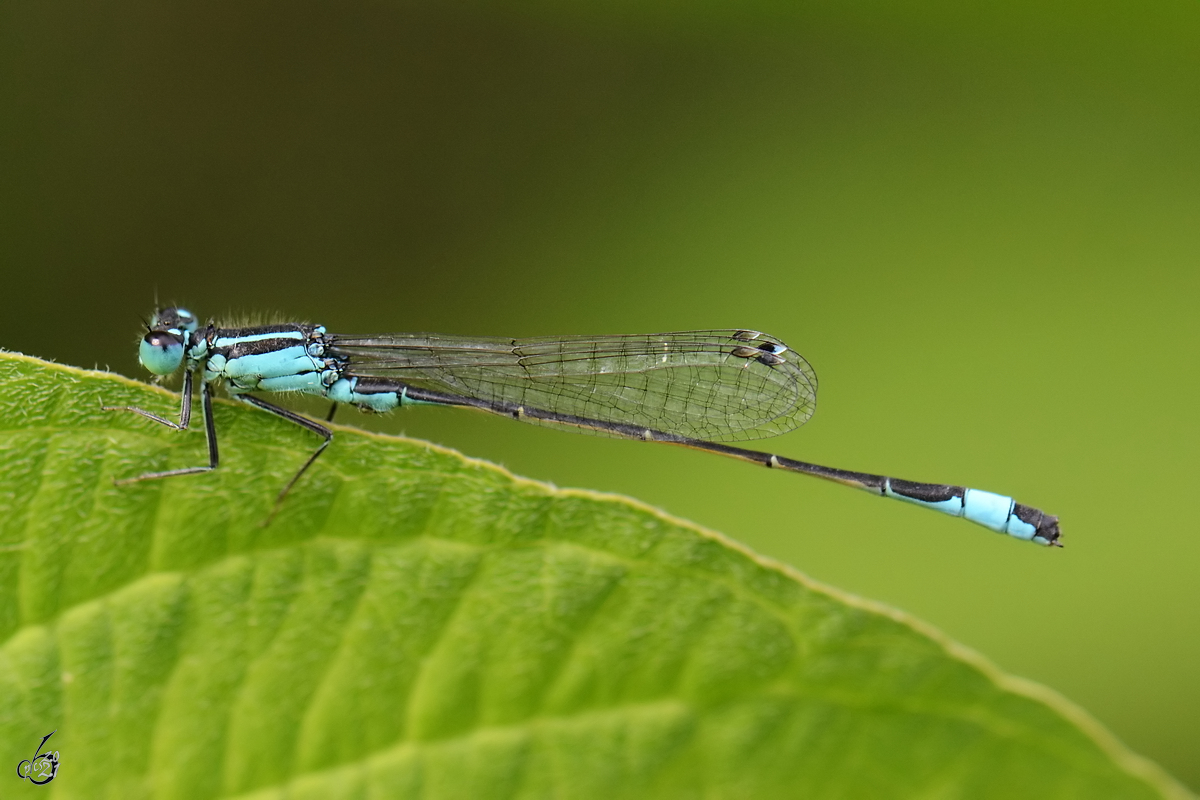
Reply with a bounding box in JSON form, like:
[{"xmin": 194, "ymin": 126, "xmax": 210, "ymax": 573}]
[{"xmin": 139, "ymin": 331, "xmax": 185, "ymax": 375}]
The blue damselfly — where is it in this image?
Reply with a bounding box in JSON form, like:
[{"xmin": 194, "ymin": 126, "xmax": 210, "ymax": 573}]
[{"xmin": 105, "ymin": 308, "xmax": 1061, "ymax": 546}]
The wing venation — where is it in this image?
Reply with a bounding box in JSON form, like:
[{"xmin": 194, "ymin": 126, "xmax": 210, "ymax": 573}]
[{"xmin": 329, "ymin": 330, "xmax": 817, "ymax": 442}]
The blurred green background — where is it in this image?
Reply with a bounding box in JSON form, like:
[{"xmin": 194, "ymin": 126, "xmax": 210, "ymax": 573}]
[{"xmin": 2, "ymin": 0, "xmax": 1197, "ymax": 789}]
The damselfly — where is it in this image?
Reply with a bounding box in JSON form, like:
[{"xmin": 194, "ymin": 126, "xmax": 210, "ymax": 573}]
[{"xmin": 105, "ymin": 308, "xmax": 1061, "ymax": 546}]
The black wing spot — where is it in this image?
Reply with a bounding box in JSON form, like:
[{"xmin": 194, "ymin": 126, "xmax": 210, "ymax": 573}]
[{"xmin": 756, "ymin": 352, "xmax": 785, "ymax": 367}]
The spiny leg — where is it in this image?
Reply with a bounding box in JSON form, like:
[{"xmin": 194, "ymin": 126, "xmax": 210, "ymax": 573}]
[
  {"xmin": 103, "ymin": 369, "xmax": 195, "ymax": 430},
  {"xmin": 324, "ymin": 402, "xmax": 338, "ymax": 422},
  {"xmin": 238, "ymin": 394, "xmax": 333, "ymax": 525},
  {"xmin": 104, "ymin": 372, "xmax": 222, "ymax": 482}
]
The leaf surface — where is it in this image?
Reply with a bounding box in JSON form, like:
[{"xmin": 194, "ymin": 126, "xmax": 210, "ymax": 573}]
[{"xmin": 0, "ymin": 353, "xmax": 1186, "ymax": 799}]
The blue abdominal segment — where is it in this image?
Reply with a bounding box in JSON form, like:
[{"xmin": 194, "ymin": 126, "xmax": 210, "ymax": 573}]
[
  {"xmin": 882, "ymin": 479, "xmax": 1047, "ymax": 543},
  {"xmin": 963, "ymin": 488, "xmax": 1035, "ymax": 540},
  {"xmin": 326, "ymin": 377, "xmax": 400, "ymax": 412}
]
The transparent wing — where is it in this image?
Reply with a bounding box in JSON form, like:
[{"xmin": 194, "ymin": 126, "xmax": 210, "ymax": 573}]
[{"xmin": 329, "ymin": 329, "xmax": 817, "ymax": 442}]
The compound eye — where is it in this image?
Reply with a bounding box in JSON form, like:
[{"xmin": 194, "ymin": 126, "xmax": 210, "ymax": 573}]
[{"xmin": 139, "ymin": 331, "xmax": 185, "ymax": 375}]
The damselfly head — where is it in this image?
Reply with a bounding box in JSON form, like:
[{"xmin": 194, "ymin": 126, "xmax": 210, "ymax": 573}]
[{"xmin": 138, "ymin": 307, "xmax": 196, "ymax": 376}]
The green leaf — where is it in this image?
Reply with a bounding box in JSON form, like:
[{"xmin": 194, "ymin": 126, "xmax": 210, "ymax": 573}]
[{"xmin": 0, "ymin": 352, "xmax": 1187, "ymax": 799}]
